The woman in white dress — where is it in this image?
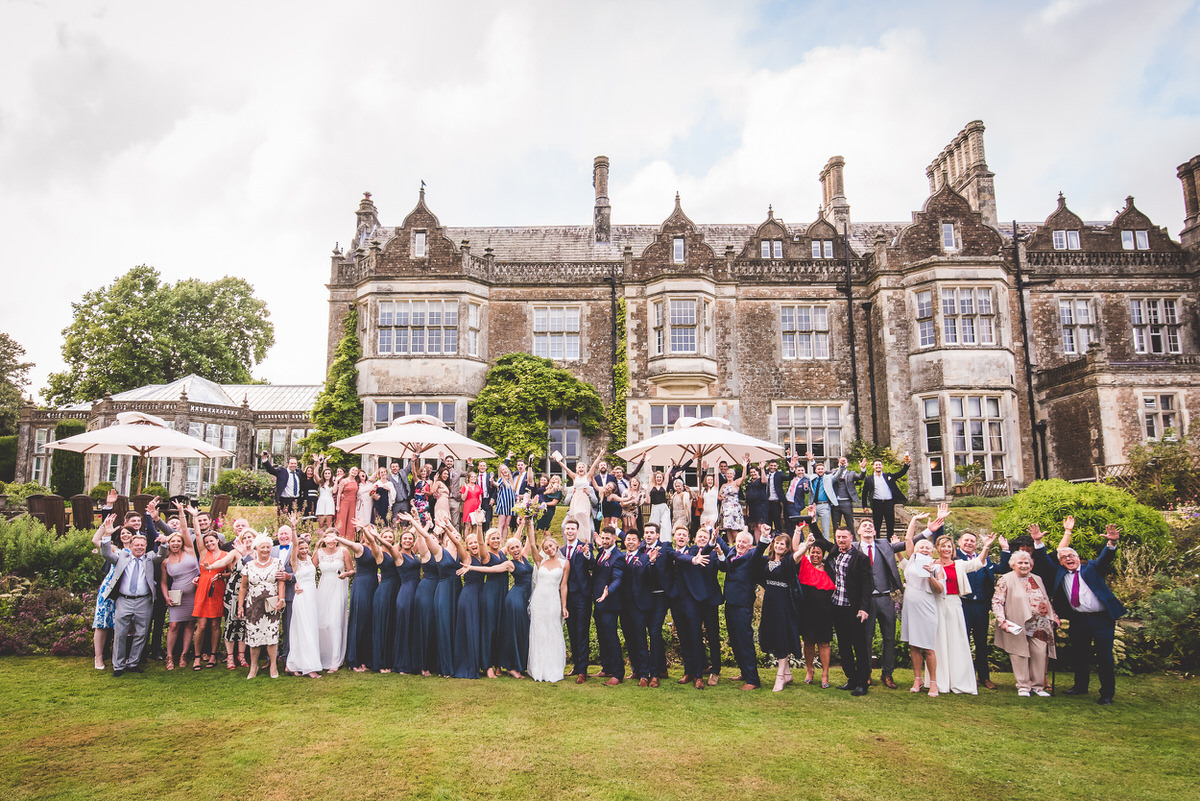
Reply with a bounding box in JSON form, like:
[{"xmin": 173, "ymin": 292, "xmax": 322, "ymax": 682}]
[
  {"xmin": 526, "ymin": 534, "xmax": 570, "ymax": 682},
  {"xmin": 929, "ymin": 530, "xmax": 995, "ymax": 694},
  {"xmin": 698, "ymin": 473, "xmax": 719, "ymax": 530},
  {"xmin": 313, "ymin": 530, "xmax": 353, "ymax": 671},
  {"xmin": 286, "ymin": 538, "xmax": 323, "ymax": 678},
  {"xmin": 356, "ymin": 473, "xmax": 375, "ymax": 527},
  {"xmin": 555, "ymin": 452, "xmax": 602, "ymax": 543},
  {"xmin": 901, "ymin": 537, "xmax": 942, "ymax": 696},
  {"xmin": 315, "ymin": 466, "xmax": 336, "ymax": 530}
]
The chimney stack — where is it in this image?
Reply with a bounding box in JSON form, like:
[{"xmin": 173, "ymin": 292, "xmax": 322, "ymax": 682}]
[
  {"xmin": 925, "ymin": 120, "xmax": 998, "ymax": 229},
  {"xmin": 1178, "ymin": 155, "xmax": 1200, "ymax": 248},
  {"xmin": 593, "ymin": 156, "xmax": 611, "ymax": 244},
  {"xmin": 819, "ymin": 156, "xmax": 850, "ymax": 232}
]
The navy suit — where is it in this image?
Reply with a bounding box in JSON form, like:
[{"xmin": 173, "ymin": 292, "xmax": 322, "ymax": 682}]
[
  {"xmin": 675, "ymin": 543, "xmax": 724, "ymax": 677},
  {"xmin": 1051, "ymin": 544, "xmax": 1126, "ymax": 699},
  {"xmin": 591, "ymin": 545, "xmax": 626, "ymax": 679},
  {"xmin": 562, "ymin": 540, "xmax": 592, "ymax": 676},
  {"xmin": 718, "ymin": 538, "xmax": 767, "ymax": 686},
  {"xmin": 656, "ymin": 542, "xmax": 700, "ymax": 678},
  {"xmin": 261, "ymin": 457, "xmax": 302, "ymax": 512},
  {"xmin": 619, "ymin": 548, "xmax": 654, "ymax": 679},
  {"xmin": 639, "ymin": 541, "xmax": 671, "ymax": 677}
]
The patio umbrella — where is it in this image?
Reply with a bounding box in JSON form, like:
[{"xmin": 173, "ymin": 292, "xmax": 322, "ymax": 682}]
[
  {"xmin": 614, "ymin": 416, "xmax": 785, "ymax": 467},
  {"xmin": 44, "ymin": 410, "xmax": 235, "ymax": 492},
  {"xmin": 329, "ymin": 414, "xmax": 498, "ymax": 462}
]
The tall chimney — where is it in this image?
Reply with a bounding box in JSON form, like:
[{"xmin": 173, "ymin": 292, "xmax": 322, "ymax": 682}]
[
  {"xmin": 593, "ymin": 156, "xmax": 611, "ymax": 244},
  {"xmin": 925, "ymin": 120, "xmax": 998, "ymax": 229},
  {"xmin": 819, "ymin": 156, "xmax": 850, "ymax": 231},
  {"xmin": 1179, "ymin": 155, "xmax": 1200, "ymax": 248}
]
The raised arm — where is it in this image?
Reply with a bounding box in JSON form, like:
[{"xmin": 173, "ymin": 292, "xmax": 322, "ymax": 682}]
[
  {"xmin": 792, "ymin": 523, "xmax": 812, "ymax": 561},
  {"xmin": 334, "ymin": 523, "xmax": 366, "ymax": 557},
  {"xmin": 442, "ymin": 524, "xmax": 465, "ymax": 563},
  {"xmin": 904, "ymin": 512, "xmax": 930, "ymax": 558},
  {"xmin": 1058, "ymin": 515, "xmax": 1074, "ymax": 552}
]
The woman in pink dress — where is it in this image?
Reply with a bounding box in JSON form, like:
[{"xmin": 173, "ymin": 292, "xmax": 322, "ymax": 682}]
[
  {"xmin": 335, "ymin": 467, "xmax": 359, "ymax": 539},
  {"xmin": 462, "ymin": 471, "xmax": 484, "ymax": 536}
]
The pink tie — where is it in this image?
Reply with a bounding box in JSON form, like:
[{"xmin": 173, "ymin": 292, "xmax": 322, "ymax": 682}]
[
  {"xmin": 868, "ymin": 545, "xmax": 874, "ymax": 565},
  {"xmin": 1070, "ymin": 572, "xmax": 1081, "ymax": 607}
]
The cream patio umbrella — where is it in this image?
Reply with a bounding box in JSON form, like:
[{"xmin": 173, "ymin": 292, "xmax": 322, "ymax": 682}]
[
  {"xmin": 44, "ymin": 410, "xmax": 235, "ymax": 492},
  {"xmin": 614, "ymin": 416, "xmax": 785, "ymax": 467},
  {"xmin": 329, "ymin": 414, "xmax": 498, "ymax": 462}
]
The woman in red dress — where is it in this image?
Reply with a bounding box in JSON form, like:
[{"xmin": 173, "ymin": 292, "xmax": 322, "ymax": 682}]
[
  {"xmin": 335, "ymin": 467, "xmax": 360, "ymax": 539},
  {"xmin": 462, "ymin": 470, "xmax": 484, "ymax": 536}
]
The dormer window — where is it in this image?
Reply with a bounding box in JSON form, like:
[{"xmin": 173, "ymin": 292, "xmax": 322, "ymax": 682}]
[
  {"xmin": 414, "ymin": 231, "xmax": 427, "ymax": 258},
  {"xmin": 761, "ymin": 239, "xmax": 784, "ymax": 259},
  {"xmin": 811, "ymin": 240, "xmax": 833, "ymax": 259},
  {"xmin": 941, "ymin": 223, "xmax": 958, "ymax": 252},
  {"xmin": 1122, "ymin": 230, "xmax": 1149, "ymax": 250},
  {"xmin": 1052, "ymin": 230, "xmax": 1081, "ymax": 250},
  {"xmin": 672, "ymin": 237, "xmax": 685, "ymax": 263}
]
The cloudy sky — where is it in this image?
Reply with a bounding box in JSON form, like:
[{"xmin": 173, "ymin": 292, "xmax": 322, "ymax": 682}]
[{"xmin": 2, "ymin": 0, "xmax": 1197, "ymax": 399}]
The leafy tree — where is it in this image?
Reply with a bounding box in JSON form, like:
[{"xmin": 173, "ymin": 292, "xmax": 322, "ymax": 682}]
[
  {"xmin": 0, "ymin": 333, "xmax": 33, "ymax": 436},
  {"xmin": 0, "ymin": 435, "xmax": 15, "ymax": 483},
  {"xmin": 606, "ymin": 297, "xmax": 629, "ymax": 456},
  {"xmin": 44, "ymin": 266, "xmax": 275, "ymax": 405},
  {"xmin": 992, "ymin": 479, "xmax": 1171, "ymax": 556},
  {"xmin": 470, "ymin": 353, "xmax": 605, "ymax": 465},
  {"xmin": 300, "ymin": 308, "xmax": 363, "ymax": 469},
  {"xmin": 1122, "ymin": 425, "xmax": 1199, "ymax": 508},
  {"xmin": 48, "ymin": 419, "xmax": 86, "ymax": 498}
]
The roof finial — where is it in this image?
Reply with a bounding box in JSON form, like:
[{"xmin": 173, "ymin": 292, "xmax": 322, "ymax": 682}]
[{"xmin": 768, "ymin": 204, "xmax": 774, "ymax": 218}]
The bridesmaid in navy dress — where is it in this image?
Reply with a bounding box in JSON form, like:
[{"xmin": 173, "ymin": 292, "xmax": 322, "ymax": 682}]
[
  {"xmin": 390, "ymin": 527, "xmax": 422, "ymax": 674},
  {"xmin": 335, "ymin": 524, "xmax": 377, "ymax": 672},
  {"xmin": 498, "ymin": 533, "xmax": 533, "ymax": 678},
  {"xmin": 364, "ymin": 526, "xmax": 400, "ymax": 673},
  {"xmin": 411, "ymin": 519, "xmax": 439, "ymax": 676},
  {"xmin": 447, "ymin": 528, "xmax": 487, "ymax": 679},
  {"xmin": 479, "ymin": 528, "xmax": 509, "ymax": 678},
  {"xmin": 428, "ymin": 522, "xmax": 461, "ymax": 677}
]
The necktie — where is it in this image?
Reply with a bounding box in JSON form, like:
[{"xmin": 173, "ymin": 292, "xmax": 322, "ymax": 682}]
[
  {"xmin": 868, "ymin": 544, "xmax": 874, "ymax": 565},
  {"xmin": 1070, "ymin": 571, "xmax": 1081, "ymax": 607},
  {"xmin": 288, "ymin": 471, "xmax": 298, "ymax": 496},
  {"xmin": 128, "ymin": 557, "xmax": 142, "ymax": 594}
]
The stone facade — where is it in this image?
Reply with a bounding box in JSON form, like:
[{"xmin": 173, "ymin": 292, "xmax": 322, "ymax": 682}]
[{"xmin": 328, "ymin": 121, "xmax": 1200, "ymax": 500}]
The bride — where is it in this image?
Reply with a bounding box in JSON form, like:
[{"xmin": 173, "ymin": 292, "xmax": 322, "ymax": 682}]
[{"xmin": 526, "ymin": 534, "xmax": 570, "ymax": 682}]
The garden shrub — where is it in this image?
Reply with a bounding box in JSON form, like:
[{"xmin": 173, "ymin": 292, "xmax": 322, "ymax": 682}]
[
  {"xmin": 0, "ymin": 578, "xmax": 93, "ymax": 656},
  {"xmin": 142, "ymin": 483, "xmax": 170, "ymax": 503},
  {"xmin": 49, "ymin": 419, "xmax": 86, "ymax": 498},
  {"xmin": 1121, "ymin": 586, "xmax": 1200, "ymax": 672},
  {"xmin": 0, "ymin": 517, "xmax": 107, "ymax": 592},
  {"xmin": 211, "ymin": 468, "xmax": 274, "ymax": 505},
  {"xmin": 0, "ymin": 481, "xmax": 51, "ymax": 505},
  {"xmin": 992, "ymin": 479, "xmax": 1170, "ymax": 556},
  {"xmin": 89, "ymin": 482, "xmax": 114, "ymax": 503},
  {"xmin": 949, "ymin": 495, "xmax": 1009, "ymax": 508}
]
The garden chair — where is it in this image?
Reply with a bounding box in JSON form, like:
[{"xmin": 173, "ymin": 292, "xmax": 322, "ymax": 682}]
[
  {"xmin": 209, "ymin": 494, "xmax": 231, "ymax": 524},
  {"xmin": 131, "ymin": 494, "xmax": 153, "ymax": 515},
  {"xmin": 40, "ymin": 495, "xmax": 68, "ymax": 537},
  {"xmin": 70, "ymin": 494, "xmax": 96, "ymax": 530}
]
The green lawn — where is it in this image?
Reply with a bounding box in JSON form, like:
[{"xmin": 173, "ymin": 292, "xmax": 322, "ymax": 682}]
[{"xmin": 2, "ymin": 657, "xmax": 1197, "ymax": 801}]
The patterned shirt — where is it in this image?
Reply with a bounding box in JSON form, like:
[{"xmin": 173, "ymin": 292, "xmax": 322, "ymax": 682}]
[{"xmin": 832, "ymin": 549, "xmax": 853, "ymax": 606}]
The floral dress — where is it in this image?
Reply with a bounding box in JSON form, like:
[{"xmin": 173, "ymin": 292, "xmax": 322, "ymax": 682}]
[
  {"xmin": 411, "ymin": 479, "xmax": 431, "ymax": 527},
  {"xmin": 719, "ymin": 481, "xmax": 745, "ymax": 531},
  {"xmin": 222, "ymin": 558, "xmax": 247, "ymax": 644},
  {"xmin": 92, "ymin": 554, "xmax": 127, "ymax": 629},
  {"xmin": 243, "ymin": 557, "xmax": 282, "ymax": 647}
]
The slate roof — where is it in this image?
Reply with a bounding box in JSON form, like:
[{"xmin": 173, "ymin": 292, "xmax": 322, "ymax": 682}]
[{"xmin": 63, "ymin": 375, "xmax": 320, "ymax": 413}]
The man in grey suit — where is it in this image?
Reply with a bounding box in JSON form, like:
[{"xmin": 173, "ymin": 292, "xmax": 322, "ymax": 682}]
[
  {"xmin": 857, "ymin": 518, "xmax": 902, "ymax": 689},
  {"xmin": 443, "ymin": 455, "xmax": 464, "ymax": 527},
  {"xmin": 101, "ymin": 529, "xmax": 166, "ymax": 677},
  {"xmin": 829, "ymin": 456, "xmax": 863, "ymax": 534},
  {"xmin": 387, "ymin": 460, "xmax": 412, "ymax": 524}
]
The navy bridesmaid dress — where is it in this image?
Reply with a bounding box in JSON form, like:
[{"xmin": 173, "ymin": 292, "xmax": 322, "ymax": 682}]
[
  {"xmin": 371, "ymin": 551, "xmax": 399, "ymax": 671},
  {"xmin": 452, "ymin": 556, "xmax": 485, "ymax": 679},
  {"xmin": 480, "ymin": 554, "xmax": 509, "ymax": 669},
  {"xmin": 499, "ymin": 557, "xmax": 533, "ymax": 673},
  {"xmin": 433, "ymin": 548, "xmax": 460, "ymax": 677},
  {"xmin": 412, "ymin": 556, "xmax": 439, "ymax": 673},
  {"xmin": 347, "ymin": 546, "xmax": 378, "ymax": 669},
  {"xmin": 393, "ymin": 552, "xmax": 422, "ymax": 673}
]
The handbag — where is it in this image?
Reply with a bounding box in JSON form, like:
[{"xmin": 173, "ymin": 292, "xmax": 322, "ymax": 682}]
[{"xmin": 468, "ymin": 509, "xmax": 486, "ymax": 526}]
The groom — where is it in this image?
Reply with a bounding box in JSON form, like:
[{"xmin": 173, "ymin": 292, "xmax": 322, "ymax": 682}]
[
  {"xmin": 590, "ymin": 525, "xmax": 626, "ymax": 685},
  {"xmin": 562, "ymin": 521, "xmax": 593, "ymax": 682}
]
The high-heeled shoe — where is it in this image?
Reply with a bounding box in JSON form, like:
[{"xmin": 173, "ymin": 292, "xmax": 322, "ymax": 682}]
[
  {"xmin": 773, "ymin": 674, "xmax": 787, "ymax": 692},
  {"xmin": 927, "ymin": 680, "xmax": 939, "ymax": 698},
  {"xmin": 165, "ymin": 657, "xmax": 175, "ymax": 671},
  {"xmin": 225, "ymin": 654, "xmax": 236, "ymax": 670},
  {"xmin": 911, "ymin": 677, "xmax": 923, "ymax": 693}
]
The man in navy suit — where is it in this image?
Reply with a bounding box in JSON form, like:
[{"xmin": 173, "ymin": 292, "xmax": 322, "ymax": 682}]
[
  {"xmin": 718, "ymin": 529, "xmax": 769, "ymax": 689},
  {"xmin": 639, "ymin": 523, "xmax": 670, "ymax": 685},
  {"xmin": 261, "ymin": 452, "xmax": 303, "ymax": 515},
  {"xmin": 619, "ymin": 530, "xmax": 653, "ymax": 685},
  {"xmin": 561, "ymin": 520, "xmax": 593, "ymax": 682},
  {"xmin": 590, "ymin": 525, "xmax": 626, "ymax": 685},
  {"xmin": 658, "ymin": 525, "xmax": 703, "ymax": 686},
  {"xmin": 1051, "ymin": 517, "xmax": 1126, "ymax": 705},
  {"xmin": 763, "ymin": 461, "xmax": 788, "ymax": 532},
  {"xmin": 857, "ymin": 519, "xmax": 903, "ymax": 689},
  {"xmin": 674, "ymin": 527, "xmax": 724, "ymax": 689},
  {"xmin": 957, "ymin": 529, "xmax": 999, "ymax": 690},
  {"xmin": 859, "ymin": 456, "xmax": 910, "ymax": 542}
]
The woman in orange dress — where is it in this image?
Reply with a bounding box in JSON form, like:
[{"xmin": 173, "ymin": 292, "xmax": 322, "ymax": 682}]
[
  {"xmin": 335, "ymin": 467, "xmax": 360, "ymax": 539},
  {"xmin": 192, "ymin": 530, "xmax": 240, "ymax": 669}
]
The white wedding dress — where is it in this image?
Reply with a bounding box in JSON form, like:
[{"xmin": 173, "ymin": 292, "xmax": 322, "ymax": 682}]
[
  {"xmin": 286, "ymin": 560, "xmax": 323, "ymax": 675},
  {"xmin": 314, "ymin": 549, "xmax": 348, "ymax": 670},
  {"xmin": 527, "ymin": 561, "xmax": 567, "ymax": 682}
]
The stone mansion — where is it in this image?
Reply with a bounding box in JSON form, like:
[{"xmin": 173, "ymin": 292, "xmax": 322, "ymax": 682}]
[{"xmin": 15, "ymin": 121, "xmax": 1200, "ymax": 501}]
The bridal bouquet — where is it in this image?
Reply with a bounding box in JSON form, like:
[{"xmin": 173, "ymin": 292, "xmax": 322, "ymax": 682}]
[{"xmin": 512, "ymin": 496, "xmax": 547, "ymax": 520}]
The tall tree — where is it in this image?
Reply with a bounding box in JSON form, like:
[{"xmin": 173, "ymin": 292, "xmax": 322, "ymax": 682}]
[
  {"xmin": 44, "ymin": 266, "xmax": 275, "ymax": 405},
  {"xmin": 470, "ymin": 353, "xmax": 606, "ymax": 463},
  {"xmin": 0, "ymin": 332, "xmax": 33, "ymax": 436},
  {"xmin": 300, "ymin": 308, "xmax": 363, "ymax": 469}
]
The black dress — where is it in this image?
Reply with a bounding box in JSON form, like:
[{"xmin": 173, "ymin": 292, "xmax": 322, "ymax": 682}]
[
  {"xmin": 758, "ymin": 552, "xmax": 803, "ymax": 658},
  {"xmin": 745, "ymin": 479, "xmax": 770, "ymax": 528}
]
